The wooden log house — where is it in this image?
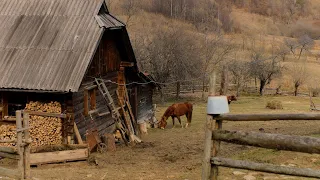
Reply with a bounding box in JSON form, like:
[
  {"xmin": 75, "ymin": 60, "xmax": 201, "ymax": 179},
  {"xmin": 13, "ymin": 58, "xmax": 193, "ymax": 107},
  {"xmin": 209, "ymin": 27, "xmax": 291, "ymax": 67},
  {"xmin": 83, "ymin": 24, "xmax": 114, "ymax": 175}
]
[{"xmin": 0, "ymin": 0, "xmax": 157, "ymax": 146}]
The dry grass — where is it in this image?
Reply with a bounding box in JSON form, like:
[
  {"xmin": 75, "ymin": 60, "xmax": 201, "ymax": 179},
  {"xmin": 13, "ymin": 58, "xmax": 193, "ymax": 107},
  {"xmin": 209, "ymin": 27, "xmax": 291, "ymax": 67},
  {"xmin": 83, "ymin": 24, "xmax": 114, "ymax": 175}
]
[{"xmin": 7, "ymin": 95, "xmax": 316, "ymax": 180}]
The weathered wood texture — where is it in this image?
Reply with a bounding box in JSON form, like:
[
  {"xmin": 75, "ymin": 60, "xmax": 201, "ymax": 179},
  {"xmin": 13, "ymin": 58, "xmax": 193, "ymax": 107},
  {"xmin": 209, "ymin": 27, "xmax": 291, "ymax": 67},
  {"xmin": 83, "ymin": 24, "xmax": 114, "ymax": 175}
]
[
  {"xmin": 0, "ymin": 151, "xmax": 19, "ymax": 159},
  {"xmin": 30, "ymin": 148, "xmax": 89, "ymax": 165},
  {"xmin": 202, "ymin": 71, "xmax": 216, "ymax": 180},
  {"xmin": 73, "ymin": 74, "xmax": 118, "ymax": 139},
  {"xmin": 213, "ymin": 130, "xmax": 320, "ymax": 154},
  {"xmin": 217, "ymin": 113, "xmax": 320, "ymax": 121},
  {"xmin": 0, "ymin": 167, "xmax": 19, "ymax": 179},
  {"xmin": 23, "ymin": 112, "xmax": 30, "ymax": 179},
  {"xmin": 31, "ymin": 144, "xmax": 88, "ymax": 153},
  {"xmin": 16, "ymin": 111, "xmax": 24, "ymax": 179},
  {"xmin": 211, "ymin": 157, "xmax": 320, "ymax": 178},
  {"xmin": 24, "ymin": 111, "xmax": 66, "ymax": 118}
]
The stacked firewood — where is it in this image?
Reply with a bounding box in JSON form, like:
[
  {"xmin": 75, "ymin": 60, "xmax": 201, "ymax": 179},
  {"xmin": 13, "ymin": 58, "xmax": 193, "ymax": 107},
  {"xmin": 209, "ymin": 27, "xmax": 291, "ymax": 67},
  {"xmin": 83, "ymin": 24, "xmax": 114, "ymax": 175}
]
[
  {"xmin": 25, "ymin": 101, "xmax": 63, "ymax": 147},
  {"xmin": 0, "ymin": 123, "xmax": 16, "ymax": 147}
]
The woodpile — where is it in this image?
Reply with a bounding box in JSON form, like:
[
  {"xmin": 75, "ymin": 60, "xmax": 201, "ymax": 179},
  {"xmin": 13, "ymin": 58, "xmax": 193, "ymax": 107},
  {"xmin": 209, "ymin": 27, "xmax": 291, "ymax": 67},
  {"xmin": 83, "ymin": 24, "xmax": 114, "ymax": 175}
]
[
  {"xmin": 25, "ymin": 101, "xmax": 63, "ymax": 148},
  {"xmin": 0, "ymin": 123, "xmax": 16, "ymax": 147},
  {"xmin": 0, "ymin": 101, "xmax": 63, "ymax": 149}
]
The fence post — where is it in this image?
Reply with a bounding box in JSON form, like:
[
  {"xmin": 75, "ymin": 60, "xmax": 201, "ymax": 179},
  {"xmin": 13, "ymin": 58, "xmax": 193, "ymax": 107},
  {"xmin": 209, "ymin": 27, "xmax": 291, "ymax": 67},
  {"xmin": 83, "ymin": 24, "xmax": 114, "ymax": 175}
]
[
  {"xmin": 211, "ymin": 119, "xmax": 222, "ymax": 179},
  {"xmin": 16, "ymin": 110, "xmax": 24, "ymax": 179},
  {"xmin": 202, "ymin": 70, "xmax": 216, "ymax": 180},
  {"xmin": 23, "ymin": 112, "xmax": 30, "ymax": 179}
]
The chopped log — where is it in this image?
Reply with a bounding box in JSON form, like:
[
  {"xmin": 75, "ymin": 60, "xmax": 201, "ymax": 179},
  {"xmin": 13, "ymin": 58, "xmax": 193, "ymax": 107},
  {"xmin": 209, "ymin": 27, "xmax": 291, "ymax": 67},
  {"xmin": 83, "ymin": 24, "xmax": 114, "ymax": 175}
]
[
  {"xmin": 30, "ymin": 149, "xmax": 89, "ymax": 165},
  {"xmin": 212, "ymin": 130, "xmax": 320, "ymax": 154},
  {"xmin": 211, "ymin": 157, "xmax": 320, "ymax": 178},
  {"xmin": 217, "ymin": 113, "xmax": 320, "ymax": 121},
  {"xmin": 0, "ymin": 167, "xmax": 19, "ymax": 179}
]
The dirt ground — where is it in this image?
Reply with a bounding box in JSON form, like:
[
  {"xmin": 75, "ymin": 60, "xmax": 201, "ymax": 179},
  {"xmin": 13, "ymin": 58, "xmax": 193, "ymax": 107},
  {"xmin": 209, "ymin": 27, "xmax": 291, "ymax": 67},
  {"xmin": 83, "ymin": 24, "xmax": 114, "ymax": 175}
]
[{"xmin": 1, "ymin": 94, "xmax": 320, "ymax": 180}]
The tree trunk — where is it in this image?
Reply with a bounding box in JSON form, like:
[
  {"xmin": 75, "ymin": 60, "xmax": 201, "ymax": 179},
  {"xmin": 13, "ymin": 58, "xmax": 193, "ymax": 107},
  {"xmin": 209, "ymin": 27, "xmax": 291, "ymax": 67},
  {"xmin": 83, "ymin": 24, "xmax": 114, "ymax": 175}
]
[
  {"xmin": 260, "ymin": 80, "xmax": 266, "ymax": 96},
  {"xmin": 236, "ymin": 82, "xmax": 241, "ymax": 97},
  {"xmin": 220, "ymin": 66, "xmax": 228, "ymax": 95},
  {"xmin": 202, "ymin": 76, "xmax": 206, "ymax": 99},
  {"xmin": 176, "ymin": 81, "xmax": 180, "ymax": 99},
  {"xmin": 294, "ymin": 84, "xmax": 299, "ymax": 96},
  {"xmin": 160, "ymin": 89, "xmax": 165, "ymax": 105}
]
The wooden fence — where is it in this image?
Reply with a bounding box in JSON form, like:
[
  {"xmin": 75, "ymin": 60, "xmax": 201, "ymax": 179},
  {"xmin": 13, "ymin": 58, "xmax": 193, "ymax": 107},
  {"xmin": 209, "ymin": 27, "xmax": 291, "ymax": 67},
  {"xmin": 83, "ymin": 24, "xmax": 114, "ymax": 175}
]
[
  {"xmin": 202, "ymin": 113, "xmax": 320, "ymax": 180},
  {"xmin": 0, "ymin": 110, "xmax": 31, "ymax": 179}
]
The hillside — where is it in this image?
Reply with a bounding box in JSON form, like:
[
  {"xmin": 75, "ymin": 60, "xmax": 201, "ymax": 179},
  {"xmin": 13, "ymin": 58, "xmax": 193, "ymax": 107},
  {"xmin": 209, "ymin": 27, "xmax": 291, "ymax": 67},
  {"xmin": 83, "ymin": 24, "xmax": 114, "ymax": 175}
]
[{"xmin": 109, "ymin": 0, "xmax": 320, "ymax": 95}]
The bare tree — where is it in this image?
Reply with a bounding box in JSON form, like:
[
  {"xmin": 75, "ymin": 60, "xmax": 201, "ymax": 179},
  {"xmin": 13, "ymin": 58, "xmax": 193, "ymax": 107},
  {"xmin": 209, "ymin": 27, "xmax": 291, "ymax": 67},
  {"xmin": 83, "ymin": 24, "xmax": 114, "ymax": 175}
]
[
  {"xmin": 289, "ymin": 62, "xmax": 309, "ymax": 96},
  {"xmin": 122, "ymin": 0, "xmax": 139, "ymax": 27},
  {"xmin": 249, "ymin": 48, "xmax": 282, "ymax": 96},
  {"xmin": 228, "ymin": 60, "xmax": 250, "ymax": 97},
  {"xmin": 201, "ymin": 34, "xmax": 234, "ymax": 98}
]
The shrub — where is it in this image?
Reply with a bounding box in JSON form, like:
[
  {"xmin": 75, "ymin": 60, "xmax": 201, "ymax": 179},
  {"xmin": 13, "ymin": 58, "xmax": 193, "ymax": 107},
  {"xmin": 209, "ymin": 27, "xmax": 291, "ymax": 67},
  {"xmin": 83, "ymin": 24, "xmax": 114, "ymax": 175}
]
[{"xmin": 266, "ymin": 100, "xmax": 283, "ymax": 109}]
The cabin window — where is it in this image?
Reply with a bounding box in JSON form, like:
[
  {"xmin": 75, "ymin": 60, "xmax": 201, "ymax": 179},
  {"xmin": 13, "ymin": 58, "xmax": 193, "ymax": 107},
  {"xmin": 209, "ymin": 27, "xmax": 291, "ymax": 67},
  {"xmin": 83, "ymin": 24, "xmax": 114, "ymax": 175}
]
[{"xmin": 84, "ymin": 88, "xmax": 96, "ymax": 116}]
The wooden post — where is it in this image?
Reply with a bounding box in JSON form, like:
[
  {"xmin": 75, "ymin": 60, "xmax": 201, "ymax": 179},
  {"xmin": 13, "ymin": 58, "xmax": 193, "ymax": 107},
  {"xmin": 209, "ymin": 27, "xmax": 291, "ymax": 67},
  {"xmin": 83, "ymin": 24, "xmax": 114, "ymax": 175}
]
[
  {"xmin": 202, "ymin": 70, "xmax": 216, "ymax": 180},
  {"xmin": 74, "ymin": 122, "xmax": 84, "ymax": 144},
  {"xmin": 211, "ymin": 118, "xmax": 222, "ymax": 180},
  {"xmin": 16, "ymin": 111, "xmax": 24, "ymax": 179},
  {"xmin": 23, "ymin": 112, "xmax": 30, "ymax": 179}
]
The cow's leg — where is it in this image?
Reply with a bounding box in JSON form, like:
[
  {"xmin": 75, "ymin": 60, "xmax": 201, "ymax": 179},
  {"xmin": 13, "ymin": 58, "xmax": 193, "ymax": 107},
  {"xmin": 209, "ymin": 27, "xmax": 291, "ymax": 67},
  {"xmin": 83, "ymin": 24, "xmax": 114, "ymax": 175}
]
[
  {"xmin": 185, "ymin": 113, "xmax": 189, "ymax": 128},
  {"xmin": 172, "ymin": 116, "xmax": 175, "ymax": 128},
  {"xmin": 177, "ymin": 116, "xmax": 182, "ymax": 128}
]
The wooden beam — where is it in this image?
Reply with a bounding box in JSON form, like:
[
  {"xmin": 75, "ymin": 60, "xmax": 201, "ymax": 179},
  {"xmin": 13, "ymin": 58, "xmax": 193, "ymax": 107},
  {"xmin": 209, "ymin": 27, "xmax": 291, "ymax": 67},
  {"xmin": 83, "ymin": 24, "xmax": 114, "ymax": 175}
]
[
  {"xmin": 202, "ymin": 70, "xmax": 216, "ymax": 180},
  {"xmin": 30, "ymin": 149, "xmax": 89, "ymax": 165},
  {"xmin": 0, "ymin": 151, "xmax": 19, "ymax": 159},
  {"xmin": 0, "ymin": 167, "xmax": 19, "ymax": 179},
  {"xmin": 0, "ymin": 139, "xmax": 16, "ymax": 143},
  {"xmin": 213, "ymin": 130, "xmax": 320, "ymax": 154},
  {"xmin": 216, "ymin": 113, "xmax": 320, "ymax": 121},
  {"xmin": 0, "ymin": 107, "xmax": 2, "ymax": 112},
  {"xmin": 24, "ymin": 111, "xmax": 67, "ymax": 118},
  {"xmin": 16, "ymin": 110, "xmax": 24, "ymax": 179},
  {"xmin": 120, "ymin": 61, "xmax": 134, "ymax": 67},
  {"xmin": 85, "ymin": 85, "xmax": 97, "ymax": 91},
  {"xmin": 23, "ymin": 112, "xmax": 30, "ymax": 179},
  {"xmin": 211, "ymin": 157, "xmax": 320, "ymax": 178},
  {"xmin": 31, "ymin": 144, "xmax": 88, "ymax": 153},
  {"xmin": 0, "ymin": 146, "xmax": 17, "ymax": 154},
  {"xmin": 73, "ymin": 122, "xmax": 83, "ymax": 144}
]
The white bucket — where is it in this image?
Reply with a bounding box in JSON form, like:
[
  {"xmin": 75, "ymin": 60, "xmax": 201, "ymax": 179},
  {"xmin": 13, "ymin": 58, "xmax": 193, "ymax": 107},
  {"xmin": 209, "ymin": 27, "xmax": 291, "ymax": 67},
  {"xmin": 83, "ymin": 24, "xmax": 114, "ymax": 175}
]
[{"xmin": 207, "ymin": 96, "xmax": 229, "ymax": 115}]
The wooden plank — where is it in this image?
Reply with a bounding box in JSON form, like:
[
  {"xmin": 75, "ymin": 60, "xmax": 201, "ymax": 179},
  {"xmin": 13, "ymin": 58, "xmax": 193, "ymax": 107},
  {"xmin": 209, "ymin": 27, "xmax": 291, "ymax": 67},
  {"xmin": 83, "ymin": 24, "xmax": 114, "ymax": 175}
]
[
  {"xmin": 30, "ymin": 149, "xmax": 89, "ymax": 165},
  {"xmin": 212, "ymin": 130, "xmax": 320, "ymax": 154},
  {"xmin": 90, "ymin": 89, "xmax": 96, "ymax": 110},
  {"xmin": 2, "ymin": 94, "xmax": 8, "ymax": 117},
  {"xmin": 16, "ymin": 111, "xmax": 24, "ymax": 179},
  {"xmin": 216, "ymin": 113, "xmax": 320, "ymax": 121},
  {"xmin": 212, "ymin": 119, "xmax": 222, "ymax": 180},
  {"xmin": 23, "ymin": 112, "xmax": 30, "ymax": 179},
  {"xmin": 0, "ymin": 151, "xmax": 19, "ymax": 159},
  {"xmin": 85, "ymin": 85, "xmax": 97, "ymax": 90},
  {"xmin": 24, "ymin": 111, "xmax": 67, "ymax": 118},
  {"xmin": 202, "ymin": 70, "xmax": 216, "ymax": 180},
  {"xmin": 0, "ymin": 107, "xmax": 2, "ymax": 112},
  {"xmin": 0, "ymin": 146, "xmax": 18, "ymax": 154},
  {"xmin": 84, "ymin": 90, "xmax": 89, "ymax": 116},
  {"xmin": 31, "ymin": 144, "xmax": 88, "ymax": 153},
  {"xmin": 120, "ymin": 61, "xmax": 134, "ymax": 67},
  {"xmin": 73, "ymin": 122, "xmax": 83, "ymax": 144},
  {"xmin": 1, "ymin": 116, "xmax": 17, "ymax": 122},
  {"xmin": 211, "ymin": 157, "xmax": 320, "ymax": 178},
  {"xmin": 0, "ymin": 167, "xmax": 19, "ymax": 179},
  {"xmin": 0, "ymin": 139, "xmax": 16, "ymax": 143}
]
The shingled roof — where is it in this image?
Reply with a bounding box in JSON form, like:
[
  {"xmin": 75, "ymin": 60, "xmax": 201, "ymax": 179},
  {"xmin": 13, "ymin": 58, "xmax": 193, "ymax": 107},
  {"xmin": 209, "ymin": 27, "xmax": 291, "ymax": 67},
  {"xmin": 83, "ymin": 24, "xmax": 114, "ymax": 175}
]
[{"xmin": 0, "ymin": 0, "xmax": 125, "ymax": 92}]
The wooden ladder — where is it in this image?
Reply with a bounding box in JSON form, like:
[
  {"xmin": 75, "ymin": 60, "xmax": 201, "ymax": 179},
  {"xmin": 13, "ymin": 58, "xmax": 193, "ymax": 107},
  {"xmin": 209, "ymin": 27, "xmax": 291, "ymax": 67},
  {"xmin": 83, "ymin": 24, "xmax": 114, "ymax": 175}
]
[{"xmin": 94, "ymin": 78, "xmax": 141, "ymax": 144}]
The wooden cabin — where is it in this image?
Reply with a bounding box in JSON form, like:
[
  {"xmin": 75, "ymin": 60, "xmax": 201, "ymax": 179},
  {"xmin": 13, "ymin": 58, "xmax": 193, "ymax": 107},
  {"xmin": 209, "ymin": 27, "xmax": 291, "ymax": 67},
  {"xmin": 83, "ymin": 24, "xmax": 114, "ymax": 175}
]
[{"xmin": 0, "ymin": 0, "xmax": 156, "ymax": 145}]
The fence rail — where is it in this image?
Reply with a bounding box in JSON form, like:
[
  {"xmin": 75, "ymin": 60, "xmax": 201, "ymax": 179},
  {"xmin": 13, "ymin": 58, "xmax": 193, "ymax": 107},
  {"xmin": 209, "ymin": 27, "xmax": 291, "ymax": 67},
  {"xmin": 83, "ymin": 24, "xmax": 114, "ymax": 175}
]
[
  {"xmin": 0, "ymin": 111, "xmax": 30, "ymax": 179},
  {"xmin": 202, "ymin": 113, "xmax": 320, "ymax": 180}
]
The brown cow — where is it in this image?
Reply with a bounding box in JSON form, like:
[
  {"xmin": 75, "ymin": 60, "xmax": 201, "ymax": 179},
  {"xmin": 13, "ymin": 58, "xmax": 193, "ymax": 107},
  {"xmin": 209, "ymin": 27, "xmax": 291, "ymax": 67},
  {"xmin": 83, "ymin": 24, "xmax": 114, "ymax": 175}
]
[
  {"xmin": 227, "ymin": 95, "xmax": 237, "ymax": 104},
  {"xmin": 158, "ymin": 102, "xmax": 193, "ymax": 129}
]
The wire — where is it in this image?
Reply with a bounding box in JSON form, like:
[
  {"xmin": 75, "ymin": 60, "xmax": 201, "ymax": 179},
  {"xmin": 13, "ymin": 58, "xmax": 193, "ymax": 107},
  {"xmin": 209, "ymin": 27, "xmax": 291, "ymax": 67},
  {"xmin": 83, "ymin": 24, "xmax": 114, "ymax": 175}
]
[{"xmin": 88, "ymin": 75, "xmax": 204, "ymax": 86}]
